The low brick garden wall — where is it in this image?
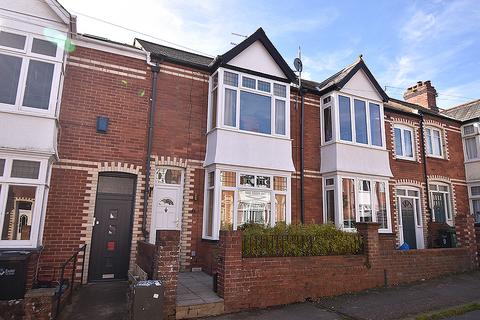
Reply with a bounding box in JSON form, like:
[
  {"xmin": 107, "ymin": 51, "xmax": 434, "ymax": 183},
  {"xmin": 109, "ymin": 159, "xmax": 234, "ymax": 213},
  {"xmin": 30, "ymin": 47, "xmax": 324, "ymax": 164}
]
[{"xmin": 217, "ymin": 219, "xmax": 478, "ymax": 313}]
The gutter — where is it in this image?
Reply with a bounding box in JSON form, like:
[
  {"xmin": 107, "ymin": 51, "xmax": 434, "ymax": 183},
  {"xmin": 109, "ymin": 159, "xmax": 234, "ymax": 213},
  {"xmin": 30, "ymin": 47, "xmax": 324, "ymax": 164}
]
[
  {"xmin": 142, "ymin": 62, "xmax": 161, "ymax": 240},
  {"xmin": 419, "ymin": 111, "xmax": 432, "ymax": 222}
]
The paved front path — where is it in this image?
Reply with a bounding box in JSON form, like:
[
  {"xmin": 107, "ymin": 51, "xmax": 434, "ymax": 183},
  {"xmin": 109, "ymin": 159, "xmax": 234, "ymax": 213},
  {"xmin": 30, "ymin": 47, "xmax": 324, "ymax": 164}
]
[
  {"xmin": 58, "ymin": 281, "xmax": 128, "ymax": 320},
  {"xmin": 207, "ymin": 272, "xmax": 480, "ymax": 320}
]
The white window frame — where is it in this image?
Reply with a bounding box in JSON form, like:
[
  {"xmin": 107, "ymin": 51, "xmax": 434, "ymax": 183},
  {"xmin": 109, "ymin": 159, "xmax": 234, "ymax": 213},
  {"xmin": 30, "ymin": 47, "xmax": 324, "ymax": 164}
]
[
  {"xmin": 425, "ymin": 126, "xmax": 444, "ymax": 159},
  {"xmin": 335, "ymin": 92, "xmax": 386, "ymax": 149},
  {"xmin": 207, "ymin": 68, "xmax": 290, "ymax": 138},
  {"xmin": 468, "ymin": 184, "xmax": 480, "ymax": 223},
  {"xmin": 322, "ymin": 176, "xmax": 336, "ymax": 224},
  {"xmin": 429, "ymin": 182, "xmax": 453, "ymax": 225},
  {"xmin": 321, "ymin": 95, "xmax": 334, "ymax": 145},
  {"xmin": 461, "ymin": 123, "xmax": 480, "ymax": 162},
  {"xmin": 0, "ymin": 154, "xmax": 50, "ymax": 248},
  {"xmin": 394, "ymin": 124, "xmax": 416, "ymax": 161},
  {"xmin": 331, "ymin": 174, "xmax": 391, "ymax": 233},
  {"xmin": 0, "ymin": 27, "xmax": 64, "ymax": 117},
  {"xmin": 396, "ymin": 186, "xmax": 425, "ymax": 249},
  {"xmin": 202, "ymin": 165, "xmax": 291, "ymax": 240}
]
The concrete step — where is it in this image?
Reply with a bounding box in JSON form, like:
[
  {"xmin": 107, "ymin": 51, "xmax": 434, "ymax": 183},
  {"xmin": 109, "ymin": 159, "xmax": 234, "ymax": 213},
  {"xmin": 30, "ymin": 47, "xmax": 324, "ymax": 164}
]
[{"xmin": 176, "ymin": 301, "xmax": 224, "ymax": 319}]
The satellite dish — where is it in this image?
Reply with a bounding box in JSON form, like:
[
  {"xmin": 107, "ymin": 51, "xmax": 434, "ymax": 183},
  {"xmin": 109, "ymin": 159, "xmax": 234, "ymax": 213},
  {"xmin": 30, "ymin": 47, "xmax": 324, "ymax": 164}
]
[{"xmin": 294, "ymin": 57, "xmax": 303, "ymax": 73}]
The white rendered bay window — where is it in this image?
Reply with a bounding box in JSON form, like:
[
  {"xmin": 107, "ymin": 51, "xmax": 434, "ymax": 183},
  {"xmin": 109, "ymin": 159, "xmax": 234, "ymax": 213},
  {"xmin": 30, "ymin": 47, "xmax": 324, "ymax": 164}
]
[
  {"xmin": 462, "ymin": 124, "xmax": 480, "ymax": 161},
  {"xmin": 203, "ymin": 168, "xmax": 290, "ymax": 240},
  {"xmin": 208, "ymin": 68, "xmax": 289, "ymax": 137},
  {"xmin": 0, "ymin": 155, "xmax": 49, "ymax": 248},
  {"xmin": 0, "ymin": 29, "xmax": 63, "ymax": 115},
  {"xmin": 338, "ymin": 176, "xmax": 390, "ymax": 232},
  {"xmin": 338, "ymin": 94, "xmax": 384, "ymax": 147}
]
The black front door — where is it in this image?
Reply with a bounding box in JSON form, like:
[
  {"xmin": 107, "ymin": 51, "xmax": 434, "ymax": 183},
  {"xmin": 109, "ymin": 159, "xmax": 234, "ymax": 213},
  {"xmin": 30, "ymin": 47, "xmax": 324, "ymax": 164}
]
[
  {"xmin": 88, "ymin": 174, "xmax": 135, "ymax": 281},
  {"xmin": 400, "ymin": 197, "xmax": 417, "ymax": 249}
]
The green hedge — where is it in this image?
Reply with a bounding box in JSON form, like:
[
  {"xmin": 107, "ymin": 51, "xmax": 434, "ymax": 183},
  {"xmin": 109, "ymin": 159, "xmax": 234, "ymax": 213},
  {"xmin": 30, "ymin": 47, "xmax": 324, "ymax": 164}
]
[{"xmin": 240, "ymin": 223, "xmax": 363, "ymax": 257}]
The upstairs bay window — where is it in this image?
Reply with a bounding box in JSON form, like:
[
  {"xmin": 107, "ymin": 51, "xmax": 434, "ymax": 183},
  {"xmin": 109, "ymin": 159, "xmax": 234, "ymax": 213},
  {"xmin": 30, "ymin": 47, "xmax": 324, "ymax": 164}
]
[
  {"xmin": 425, "ymin": 127, "xmax": 443, "ymax": 158},
  {"xmin": 337, "ymin": 94, "xmax": 384, "ymax": 147},
  {"xmin": 208, "ymin": 69, "xmax": 289, "ymax": 137},
  {"xmin": 461, "ymin": 123, "xmax": 480, "ymax": 161},
  {"xmin": 0, "ymin": 29, "xmax": 63, "ymax": 115},
  {"xmin": 203, "ymin": 167, "xmax": 290, "ymax": 240}
]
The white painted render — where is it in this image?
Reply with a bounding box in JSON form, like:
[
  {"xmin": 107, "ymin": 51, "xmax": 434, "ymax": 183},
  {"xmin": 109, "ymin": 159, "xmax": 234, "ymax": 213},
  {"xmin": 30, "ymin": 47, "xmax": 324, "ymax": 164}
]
[
  {"xmin": 465, "ymin": 161, "xmax": 480, "ymax": 183},
  {"xmin": 340, "ymin": 69, "xmax": 383, "ymax": 102},
  {"xmin": 228, "ymin": 40, "xmax": 287, "ymax": 79},
  {"xmin": 2, "ymin": 0, "xmax": 69, "ymax": 27},
  {"xmin": 0, "ymin": 113, "xmax": 58, "ymax": 155},
  {"xmin": 204, "ymin": 128, "xmax": 295, "ymax": 172},
  {"xmin": 320, "ymin": 135, "xmax": 392, "ymax": 177}
]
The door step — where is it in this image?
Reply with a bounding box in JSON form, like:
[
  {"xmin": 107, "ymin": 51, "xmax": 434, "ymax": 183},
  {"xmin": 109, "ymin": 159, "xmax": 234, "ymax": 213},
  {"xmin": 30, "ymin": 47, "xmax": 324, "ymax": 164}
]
[{"xmin": 176, "ymin": 301, "xmax": 224, "ymax": 319}]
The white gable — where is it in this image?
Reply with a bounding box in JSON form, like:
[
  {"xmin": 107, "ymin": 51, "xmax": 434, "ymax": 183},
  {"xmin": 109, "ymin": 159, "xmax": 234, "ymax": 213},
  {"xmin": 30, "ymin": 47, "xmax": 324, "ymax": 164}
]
[
  {"xmin": 3, "ymin": 0, "xmax": 68, "ymax": 25},
  {"xmin": 340, "ymin": 69, "xmax": 382, "ymax": 101},
  {"xmin": 228, "ymin": 40, "xmax": 287, "ymax": 79}
]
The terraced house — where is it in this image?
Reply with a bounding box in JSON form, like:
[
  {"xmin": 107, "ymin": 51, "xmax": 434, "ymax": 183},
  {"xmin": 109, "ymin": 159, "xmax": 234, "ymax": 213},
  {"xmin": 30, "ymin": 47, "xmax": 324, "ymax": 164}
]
[{"xmin": 0, "ymin": 1, "xmax": 478, "ymax": 319}]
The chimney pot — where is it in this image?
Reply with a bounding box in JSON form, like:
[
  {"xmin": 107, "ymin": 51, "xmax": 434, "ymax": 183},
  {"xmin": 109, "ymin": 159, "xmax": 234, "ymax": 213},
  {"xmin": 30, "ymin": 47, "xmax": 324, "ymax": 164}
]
[{"xmin": 404, "ymin": 80, "xmax": 438, "ymax": 112}]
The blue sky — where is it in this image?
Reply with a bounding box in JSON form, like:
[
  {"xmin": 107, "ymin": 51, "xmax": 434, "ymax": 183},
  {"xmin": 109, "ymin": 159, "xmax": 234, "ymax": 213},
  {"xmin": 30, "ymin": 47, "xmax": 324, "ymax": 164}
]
[{"xmin": 60, "ymin": 0, "xmax": 480, "ymax": 108}]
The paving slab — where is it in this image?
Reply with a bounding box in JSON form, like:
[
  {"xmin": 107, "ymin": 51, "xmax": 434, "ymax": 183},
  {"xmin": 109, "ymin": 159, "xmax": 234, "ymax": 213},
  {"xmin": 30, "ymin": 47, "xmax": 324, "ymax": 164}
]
[
  {"xmin": 317, "ymin": 272, "xmax": 480, "ymax": 320},
  {"xmin": 58, "ymin": 281, "xmax": 128, "ymax": 320},
  {"xmin": 446, "ymin": 309, "xmax": 480, "ymax": 320}
]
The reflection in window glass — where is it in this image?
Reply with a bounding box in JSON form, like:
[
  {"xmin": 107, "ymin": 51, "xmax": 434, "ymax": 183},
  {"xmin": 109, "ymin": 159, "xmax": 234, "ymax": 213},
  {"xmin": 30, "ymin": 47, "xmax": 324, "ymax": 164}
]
[
  {"xmin": 157, "ymin": 168, "xmax": 181, "ymax": 184},
  {"xmin": 358, "ymin": 180, "xmax": 372, "ymax": 222},
  {"xmin": 404, "ymin": 130, "xmax": 413, "ymax": 157},
  {"xmin": 221, "ymin": 190, "xmax": 234, "ymax": 229},
  {"xmin": 242, "ymin": 77, "xmax": 256, "ymax": 89},
  {"xmin": 240, "ymin": 174, "xmax": 254, "ymax": 187},
  {"xmin": 31, "ymin": 38, "xmax": 57, "ymax": 57},
  {"xmin": 339, "ymin": 95, "xmax": 352, "ymax": 141},
  {"xmin": 326, "ymin": 189, "xmax": 335, "ymax": 224},
  {"xmin": 256, "ymin": 176, "xmax": 271, "ymax": 189},
  {"xmin": 240, "ymin": 91, "xmax": 271, "ymax": 134},
  {"xmin": 374, "ymin": 182, "xmax": 388, "ymax": 229},
  {"xmin": 394, "ymin": 128, "xmax": 403, "ymax": 156},
  {"xmin": 473, "ymin": 199, "xmax": 480, "ymax": 223},
  {"xmin": 220, "ymin": 171, "xmax": 236, "ymax": 187},
  {"xmin": 471, "ymin": 186, "xmax": 480, "ymax": 196},
  {"xmin": 0, "ymin": 54, "xmax": 22, "ymax": 105},
  {"xmin": 11, "ymin": 160, "xmax": 40, "ymax": 179},
  {"xmin": 210, "ymin": 88, "xmax": 217, "ymax": 129},
  {"xmin": 206, "ymin": 189, "xmax": 214, "ymax": 236},
  {"xmin": 324, "ymin": 107, "xmax": 332, "ymax": 142},
  {"xmin": 224, "ymin": 88, "xmax": 237, "ymax": 127},
  {"xmin": 0, "ymin": 159, "xmax": 4, "ymax": 176},
  {"xmin": 369, "ymin": 103, "xmax": 382, "ymax": 146},
  {"xmin": 275, "ymin": 194, "xmax": 286, "ymax": 223},
  {"xmin": 342, "ymin": 178, "xmax": 355, "ymax": 228},
  {"xmin": 465, "ymin": 137, "xmax": 478, "ymax": 160},
  {"xmin": 258, "ymin": 80, "xmax": 271, "ymax": 92},
  {"xmin": 1, "ymin": 185, "xmax": 36, "ymax": 241},
  {"xmin": 23, "ymin": 60, "xmax": 54, "ymax": 110},
  {"xmin": 98, "ymin": 175, "xmax": 135, "ymax": 195},
  {"xmin": 0, "ymin": 31, "xmax": 26, "ymax": 49},
  {"xmin": 275, "ymin": 99, "xmax": 285, "ymax": 135},
  {"xmin": 354, "ymin": 99, "xmax": 368, "ymax": 144},
  {"xmin": 273, "ymin": 176, "xmax": 287, "ymax": 191},
  {"xmin": 208, "ymin": 172, "xmax": 215, "ymax": 187},
  {"xmin": 238, "ymin": 190, "xmax": 271, "ymax": 226}
]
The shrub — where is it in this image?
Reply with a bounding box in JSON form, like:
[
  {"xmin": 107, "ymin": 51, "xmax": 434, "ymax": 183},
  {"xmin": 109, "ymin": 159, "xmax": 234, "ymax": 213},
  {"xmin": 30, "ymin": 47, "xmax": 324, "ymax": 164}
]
[{"xmin": 240, "ymin": 223, "xmax": 363, "ymax": 257}]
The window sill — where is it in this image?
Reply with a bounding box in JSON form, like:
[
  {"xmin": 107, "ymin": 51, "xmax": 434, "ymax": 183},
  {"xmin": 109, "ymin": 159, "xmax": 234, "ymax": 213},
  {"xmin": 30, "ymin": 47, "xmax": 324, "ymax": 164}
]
[
  {"xmin": 0, "ymin": 107, "xmax": 57, "ymax": 120},
  {"xmin": 394, "ymin": 156, "xmax": 417, "ymax": 163},
  {"xmin": 336, "ymin": 139, "xmax": 386, "ymax": 151},
  {"xmin": 206, "ymin": 127, "xmax": 292, "ymax": 141},
  {"xmin": 426, "ymin": 154, "xmax": 447, "ymax": 160}
]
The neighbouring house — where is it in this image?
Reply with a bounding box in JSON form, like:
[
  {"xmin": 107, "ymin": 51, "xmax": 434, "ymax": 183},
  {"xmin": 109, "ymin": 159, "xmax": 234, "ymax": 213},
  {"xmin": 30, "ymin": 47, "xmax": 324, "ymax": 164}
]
[
  {"xmin": 0, "ymin": 1, "xmax": 478, "ymax": 319},
  {"xmin": 442, "ymin": 99, "xmax": 480, "ymax": 223}
]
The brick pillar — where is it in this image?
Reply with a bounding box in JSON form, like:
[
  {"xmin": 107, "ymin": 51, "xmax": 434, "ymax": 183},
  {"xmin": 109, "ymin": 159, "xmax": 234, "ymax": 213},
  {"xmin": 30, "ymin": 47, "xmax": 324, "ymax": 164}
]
[
  {"xmin": 23, "ymin": 288, "xmax": 56, "ymax": 320},
  {"xmin": 154, "ymin": 230, "xmax": 180, "ymax": 320},
  {"xmin": 217, "ymin": 230, "xmax": 242, "ymax": 312},
  {"xmin": 455, "ymin": 215, "xmax": 478, "ymax": 267},
  {"xmin": 356, "ymin": 222, "xmax": 380, "ymax": 269}
]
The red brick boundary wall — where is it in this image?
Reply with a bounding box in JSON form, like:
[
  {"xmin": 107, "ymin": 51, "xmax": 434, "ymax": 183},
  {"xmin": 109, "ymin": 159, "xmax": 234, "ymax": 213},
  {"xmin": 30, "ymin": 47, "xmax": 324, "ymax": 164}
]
[
  {"xmin": 153, "ymin": 230, "xmax": 181, "ymax": 320},
  {"xmin": 218, "ymin": 222, "xmax": 477, "ymax": 313}
]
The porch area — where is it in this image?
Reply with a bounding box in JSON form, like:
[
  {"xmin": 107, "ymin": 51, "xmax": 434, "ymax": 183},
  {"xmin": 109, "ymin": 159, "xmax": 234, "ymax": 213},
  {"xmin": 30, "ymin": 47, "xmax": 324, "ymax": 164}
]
[{"xmin": 176, "ymin": 272, "xmax": 224, "ymax": 319}]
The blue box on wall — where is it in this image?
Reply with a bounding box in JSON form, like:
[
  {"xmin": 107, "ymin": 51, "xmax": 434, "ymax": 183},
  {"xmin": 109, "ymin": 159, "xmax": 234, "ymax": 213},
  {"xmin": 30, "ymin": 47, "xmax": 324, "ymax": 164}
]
[{"xmin": 96, "ymin": 116, "xmax": 109, "ymax": 133}]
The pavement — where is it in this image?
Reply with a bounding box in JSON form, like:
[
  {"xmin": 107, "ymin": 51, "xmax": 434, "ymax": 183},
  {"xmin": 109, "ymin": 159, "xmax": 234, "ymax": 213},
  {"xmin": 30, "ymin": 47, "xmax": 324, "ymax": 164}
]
[
  {"xmin": 207, "ymin": 271, "xmax": 480, "ymax": 320},
  {"xmin": 58, "ymin": 281, "xmax": 128, "ymax": 320}
]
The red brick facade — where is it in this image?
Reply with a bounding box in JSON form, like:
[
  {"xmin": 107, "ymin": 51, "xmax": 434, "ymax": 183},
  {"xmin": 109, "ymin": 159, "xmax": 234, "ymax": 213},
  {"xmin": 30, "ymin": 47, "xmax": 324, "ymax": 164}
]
[{"xmin": 33, "ymin": 38, "xmax": 475, "ymax": 293}]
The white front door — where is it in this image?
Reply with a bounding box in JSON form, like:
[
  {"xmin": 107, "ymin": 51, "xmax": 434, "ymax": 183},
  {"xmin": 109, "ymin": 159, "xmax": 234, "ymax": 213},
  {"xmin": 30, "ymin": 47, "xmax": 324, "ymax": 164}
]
[{"xmin": 154, "ymin": 186, "xmax": 182, "ymax": 230}]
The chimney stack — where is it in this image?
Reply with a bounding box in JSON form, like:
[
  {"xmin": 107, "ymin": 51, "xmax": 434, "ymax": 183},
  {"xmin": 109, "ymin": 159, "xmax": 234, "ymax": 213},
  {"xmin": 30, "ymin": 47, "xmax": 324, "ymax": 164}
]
[{"xmin": 404, "ymin": 80, "xmax": 438, "ymax": 112}]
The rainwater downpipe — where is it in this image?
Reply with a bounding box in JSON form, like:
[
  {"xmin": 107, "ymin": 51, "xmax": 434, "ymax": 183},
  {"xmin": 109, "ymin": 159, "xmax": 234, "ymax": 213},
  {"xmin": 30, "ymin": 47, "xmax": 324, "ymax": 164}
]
[
  {"xmin": 300, "ymin": 86, "xmax": 306, "ymax": 224},
  {"xmin": 142, "ymin": 62, "xmax": 161, "ymax": 240},
  {"xmin": 419, "ymin": 111, "xmax": 432, "ymax": 222}
]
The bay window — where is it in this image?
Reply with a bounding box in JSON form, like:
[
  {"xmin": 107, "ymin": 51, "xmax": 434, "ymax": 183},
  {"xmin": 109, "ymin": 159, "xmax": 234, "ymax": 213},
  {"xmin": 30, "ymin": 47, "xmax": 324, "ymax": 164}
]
[
  {"xmin": 0, "ymin": 29, "xmax": 63, "ymax": 115},
  {"xmin": 336, "ymin": 176, "xmax": 390, "ymax": 232},
  {"xmin": 323, "ymin": 177, "xmax": 335, "ymax": 224},
  {"xmin": 208, "ymin": 68, "xmax": 289, "ymax": 137},
  {"xmin": 425, "ymin": 127, "xmax": 443, "ymax": 157},
  {"xmin": 0, "ymin": 155, "xmax": 49, "ymax": 248},
  {"xmin": 394, "ymin": 125, "xmax": 415, "ymax": 160},
  {"xmin": 203, "ymin": 167, "xmax": 290, "ymax": 239},
  {"xmin": 470, "ymin": 185, "xmax": 480, "ymax": 223},
  {"xmin": 337, "ymin": 94, "xmax": 384, "ymax": 147}
]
